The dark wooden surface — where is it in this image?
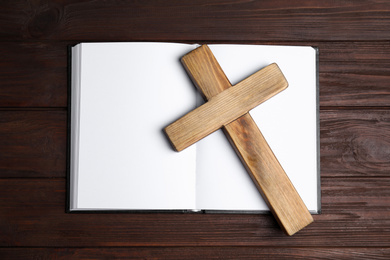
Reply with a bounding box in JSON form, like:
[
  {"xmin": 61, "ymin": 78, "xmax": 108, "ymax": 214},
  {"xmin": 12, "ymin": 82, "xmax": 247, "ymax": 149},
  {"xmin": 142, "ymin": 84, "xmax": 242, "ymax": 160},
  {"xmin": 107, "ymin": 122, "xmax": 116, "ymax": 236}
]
[{"xmin": 0, "ymin": 0, "xmax": 389, "ymax": 259}]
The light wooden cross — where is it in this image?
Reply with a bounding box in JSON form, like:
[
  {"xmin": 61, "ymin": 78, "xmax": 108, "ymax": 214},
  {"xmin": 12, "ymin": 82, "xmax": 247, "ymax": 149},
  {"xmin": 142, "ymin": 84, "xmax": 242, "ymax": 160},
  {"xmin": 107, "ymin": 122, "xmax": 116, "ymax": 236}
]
[{"xmin": 165, "ymin": 45, "xmax": 313, "ymax": 236}]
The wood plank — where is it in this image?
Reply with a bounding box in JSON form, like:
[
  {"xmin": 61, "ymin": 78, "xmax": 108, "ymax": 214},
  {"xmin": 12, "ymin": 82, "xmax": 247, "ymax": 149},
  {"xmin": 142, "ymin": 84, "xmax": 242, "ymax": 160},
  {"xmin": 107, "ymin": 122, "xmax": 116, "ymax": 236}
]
[
  {"xmin": 1, "ymin": 247, "xmax": 389, "ymax": 259},
  {"xmin": 180, "ymin": 45, "xmax": 312, "ymax": 236},
  {"xmin": 165, "ymin": 63, "xmax": 288, "ymax": 151},
  {"xmin": 0, "ymin": 109, "xmax": 389, "ymax": 178},
  {"xmin": 0, "ymin": 111, "xmax": 67, "ymax": 177},
  {"xmin": 321, "ymin": 109, "xmax": 390, "ymax": 177},
  {"xmin": 0, "ymin": 42, "xmax": 388, "ymax": 108},
  {"xmin": 319, "ymin": 42, "xmax": 390, "ymax": 107},
  {"xmin": 1, "ymin": 1, "xmax": 390, "ymax": 41},
  {"xmin": 0, "ymin": 42, "xmax": 68, "ymax": 107},
  {"xmin": 0, "ymin": 178, "xmax": 389, "ymax": 247}
]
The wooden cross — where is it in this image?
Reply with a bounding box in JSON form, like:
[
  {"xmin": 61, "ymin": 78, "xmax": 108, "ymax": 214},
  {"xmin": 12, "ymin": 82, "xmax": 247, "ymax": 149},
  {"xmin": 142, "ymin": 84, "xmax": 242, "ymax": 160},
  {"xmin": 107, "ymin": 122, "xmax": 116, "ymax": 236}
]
[{"xmin": 165, "ymin": 45, "xmax": 313, "ymax": 236}]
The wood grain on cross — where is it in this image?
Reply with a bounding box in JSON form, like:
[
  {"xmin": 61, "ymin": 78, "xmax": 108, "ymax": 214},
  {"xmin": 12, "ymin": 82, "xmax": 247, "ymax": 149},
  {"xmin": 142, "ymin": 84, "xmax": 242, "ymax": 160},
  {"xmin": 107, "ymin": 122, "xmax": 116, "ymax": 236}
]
[{"xmin": 165, "ymin": 45, "xmax": 313, "ymax": 236}]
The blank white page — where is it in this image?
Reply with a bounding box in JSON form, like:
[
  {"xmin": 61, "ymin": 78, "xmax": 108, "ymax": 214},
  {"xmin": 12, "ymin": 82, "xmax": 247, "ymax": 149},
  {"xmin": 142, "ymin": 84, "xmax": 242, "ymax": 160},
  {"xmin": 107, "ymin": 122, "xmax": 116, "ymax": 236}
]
[
  {"xmin": 73, "ymin": 43, "xmax": 198, "ymax": 210},
  {"xmin": 195, "ymin": 44, "xmax": 319, "ymax": 212}
]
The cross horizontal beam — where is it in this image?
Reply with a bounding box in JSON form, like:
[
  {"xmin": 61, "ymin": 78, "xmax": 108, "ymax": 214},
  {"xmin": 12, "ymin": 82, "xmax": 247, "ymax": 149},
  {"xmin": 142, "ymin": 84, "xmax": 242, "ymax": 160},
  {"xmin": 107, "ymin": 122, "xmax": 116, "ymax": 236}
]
[{"xmin": 165, "ymin": 63, "xmax": 287, "ymax": 152}]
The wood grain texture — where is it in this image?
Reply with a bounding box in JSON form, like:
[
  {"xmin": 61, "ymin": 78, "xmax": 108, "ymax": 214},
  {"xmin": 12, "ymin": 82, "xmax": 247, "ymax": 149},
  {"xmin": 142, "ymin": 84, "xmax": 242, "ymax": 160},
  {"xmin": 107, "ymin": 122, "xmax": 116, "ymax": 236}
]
[
  {"xmin": 0, "ymin": 178, "xmax": 388, "ymax": 247},
  {"xmin": 1, "ymin": 247, "xmax": 390, "ymax": 260},
  {"xmin": 1, "ymin": 1, "xmax": 390, "ymax": 41},
  {"xmin": 319, "ymin": 42, "xmax": 390, "ymax": 107},
  {"xmin": 321, "ymin": 109, "xmax": 390, "ymax": 177},
  {"xmin": 165, "ymin": 63, "xmax": 288, "ymax": 151},
  {"xmin": 0, "ymin": 42, "xmax": 68, "ymax": 107},
  {"xmin": 0, "ymin": 111, "xmax": 66, "ymax": 177},
  {"xmin": 179, "ymin": 45, "xmax": 312, "ymax": 236},
  {"xmin": 225, "ymin": 115, "xmax": 314, "ymax": 235}
]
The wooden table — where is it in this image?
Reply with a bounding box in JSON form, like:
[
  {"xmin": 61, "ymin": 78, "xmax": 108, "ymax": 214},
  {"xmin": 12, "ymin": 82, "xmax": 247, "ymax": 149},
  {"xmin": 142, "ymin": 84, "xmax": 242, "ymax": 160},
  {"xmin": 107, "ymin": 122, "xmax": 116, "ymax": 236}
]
[{"xmin": 1, "ymin": 1, "xmax": 389, "ymax": 259}]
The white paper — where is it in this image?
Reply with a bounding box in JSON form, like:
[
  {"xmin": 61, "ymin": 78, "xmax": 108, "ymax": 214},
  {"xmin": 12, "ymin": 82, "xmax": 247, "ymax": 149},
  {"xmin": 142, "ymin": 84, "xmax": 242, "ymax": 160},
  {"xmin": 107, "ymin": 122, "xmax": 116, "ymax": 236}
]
[{"xmin": 72, "ymin": 43, "xmax": 198, "ymax": 210}]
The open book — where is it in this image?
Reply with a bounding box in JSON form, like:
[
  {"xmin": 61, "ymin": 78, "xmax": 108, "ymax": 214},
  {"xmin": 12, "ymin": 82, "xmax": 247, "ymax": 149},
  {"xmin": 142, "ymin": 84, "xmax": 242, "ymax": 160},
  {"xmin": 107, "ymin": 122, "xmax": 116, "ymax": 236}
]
[{"xmin": 69, "ymin": 42, "xmax": 320, "ymax": 213}]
